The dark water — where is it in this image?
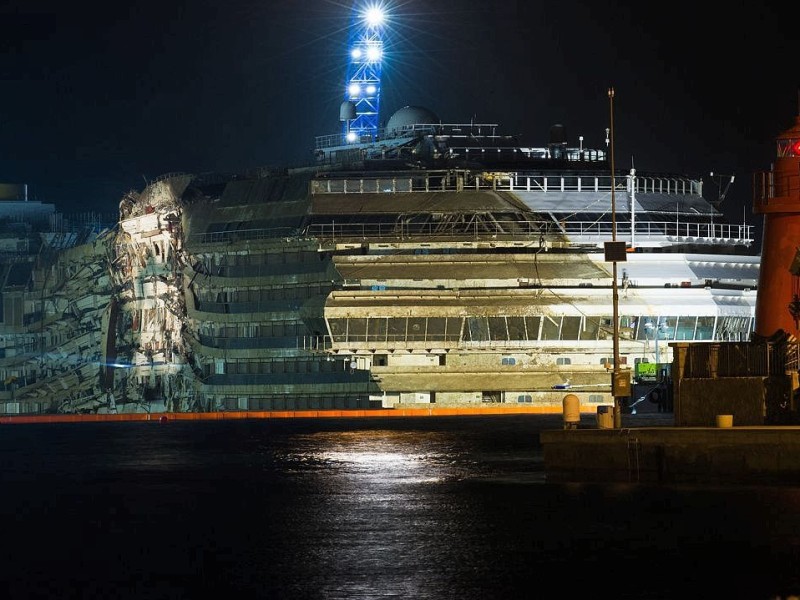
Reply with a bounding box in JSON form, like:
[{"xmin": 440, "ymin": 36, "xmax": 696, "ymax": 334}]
[{"xmin": 2, "ymin": 414, "xmax": 799, "ymax": 599}]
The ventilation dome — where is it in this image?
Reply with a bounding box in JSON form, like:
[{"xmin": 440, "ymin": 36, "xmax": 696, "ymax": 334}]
[{"xmin": 385, "ymin": 106, "xmax": 440, "ymax": 135}]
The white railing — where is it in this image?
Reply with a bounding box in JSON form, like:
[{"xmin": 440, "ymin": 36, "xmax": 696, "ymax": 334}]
[
  {"xmin": 186, "ymin": 218, "xmax": 753, "ymax": 246},
  {"xmin": 310, "ymin": 170, "xmax": 701, "ymax": 196},
  {"xmin": 302, "ymin": 219, "xmax": 753, "ymax": 245}
]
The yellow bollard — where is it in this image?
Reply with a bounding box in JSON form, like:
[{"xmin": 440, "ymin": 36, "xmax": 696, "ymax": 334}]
[{"xmin": 562, "ymin": 394, "xmax": 581, "ymax": 429}]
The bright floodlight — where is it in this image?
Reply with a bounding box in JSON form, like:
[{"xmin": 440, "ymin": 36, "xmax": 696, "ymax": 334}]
[
  {"xmin": 366, "ymin": 46, "xmax": 381, "ymax": 61},
  {"xmin": 351, "ymin": 48, "xmax": 362, "ymax": 59},
  {"xmin": 348, "ymin": 83, "xmax": 361, "ymax": 96},
  {"xmin": 346, "ymin": 131, "xmax": 358, "ymax": 142},
  {"xmin": 364, "ymin": 5, "xmax": 385, "ymax": 27},
  {"xmin": 365, "ymin": 84, "xmax": 376, "ymax": 95}
]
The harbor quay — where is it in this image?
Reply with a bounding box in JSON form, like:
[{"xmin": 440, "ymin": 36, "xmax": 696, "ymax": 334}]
[{"xmin": 541, "ymin": 421, "xmax": 800, "ymax": 486}]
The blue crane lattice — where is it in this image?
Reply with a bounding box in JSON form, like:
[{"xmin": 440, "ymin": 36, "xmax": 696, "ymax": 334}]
[{"xmin": 342, "ymin": 3, "xmax": 386, "ymax": 143}]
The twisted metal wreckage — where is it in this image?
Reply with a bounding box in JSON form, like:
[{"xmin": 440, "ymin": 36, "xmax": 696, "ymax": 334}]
[{"xmin": 7, "ymin": 176, "xmax": 196, "ymax": 414}]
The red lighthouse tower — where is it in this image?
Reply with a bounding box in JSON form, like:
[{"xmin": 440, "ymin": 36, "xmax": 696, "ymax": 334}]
[{"xmin": 753, "ymin": 110, "xmax": 800, "ymax": 338}]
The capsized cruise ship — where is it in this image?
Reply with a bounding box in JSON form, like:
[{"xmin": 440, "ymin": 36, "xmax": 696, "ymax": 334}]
[{"xmin": 0, "ymin": 5, "xmax": 759, "ymax": 416}]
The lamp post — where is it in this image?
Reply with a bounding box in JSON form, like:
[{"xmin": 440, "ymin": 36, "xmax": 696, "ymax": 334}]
[{"xmin": 606, "ymin": 87, "xmax": 628, "ymax": 429}]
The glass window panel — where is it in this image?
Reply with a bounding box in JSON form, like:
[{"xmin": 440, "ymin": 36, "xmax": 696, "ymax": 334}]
[
  {"xmin": 598, "ymin": 317, "xmax": 614, "ymax": 340},
  {"xmin": 620, "ymin": 315, "xmax": 636, "ymax": 340},
  {"xmin": 426, "ymin": 318, "xmax": 446, "ymax": 341},
  {"xmin": 467, "ymin": 317, "xmax": 489, "ymax": 342},
  {"xmin": 579, "ymin": 317, "xmax": 600, "ymax": 341},
  {"xmin": 329, "ymin": 318, "xmax": 347, "ymax": 343},
  {"xmin": 488, "ymin": 317, "xmax": 508, "ymax": 341},
  {"xmin": 638, "ymin": 317, "xmax": 655, "ymax": 341},
  {"xmin": 388, "ymin": 318, "xmax": 407, "ymax": 342},
  {"xmin": 676, "ymin": 316, "xmax": 696, "ymax": 341},
  {"xmin": 407, "ymin": 317, "xmax": 426, "ymax": 341},
  {"xmin": 525, "ymin": 316, "xmax": 541, "ymax": 341},
  {"xmin": 561, "ymin": 316, "xmax": 581, "ymax": 340},
  {"xmin": 348, "ymin": 318, "xmax": 367, "ymax": 342},
  {"xmin": 661, "ymin": 316, "xmax": 677, "ymax": 340},
  {"xmin": 506, "ymin": 317, "xmax": 526, "ymax": 340},
  {"xmin": 445, "ymin": 317, "xmax": 463, "ymax": 342},
  {"xmin": 541, "ymin": 316, "xmax": 561, "ymax": 340},
  {"xmin": 695, "ymin": 316, "xmax": 714, "ymax": 340},
  {"xmin": 366, "ymin": 317, "xmax": 387, "ymax": 342}
]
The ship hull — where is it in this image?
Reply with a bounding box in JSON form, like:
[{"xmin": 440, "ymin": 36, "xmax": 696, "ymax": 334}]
[{"xmin": 0, "ymin": 165, "xmax": 758, "ymax": 416}]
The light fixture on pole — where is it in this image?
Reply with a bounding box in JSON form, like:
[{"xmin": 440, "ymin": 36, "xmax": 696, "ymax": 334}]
[{"xmin": 605, "ymin": 87, "xmax": 630, "ymax": 429}]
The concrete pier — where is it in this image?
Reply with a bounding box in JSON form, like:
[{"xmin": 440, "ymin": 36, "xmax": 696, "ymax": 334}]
[{"xmin": 541, "ymin": 419, "xmax": 800, "ymax": 485}]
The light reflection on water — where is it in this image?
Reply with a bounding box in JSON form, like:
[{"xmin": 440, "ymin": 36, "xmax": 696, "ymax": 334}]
[
  {"xmin": 2, "ymin": 416, "xmax": 800, "ymax": 599},
  {"xmin": 279, "ymin": 430, "xmax": 475, "ymax": 485}
]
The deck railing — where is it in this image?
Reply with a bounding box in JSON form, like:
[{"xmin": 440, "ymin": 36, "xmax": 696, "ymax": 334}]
[
  {"xmin": 302, "ymin": 219, "xmax": 752, "ymax": 245},
  {"xmin": 310, "ymin": 170, "xmax": 702, "ymax": 196},
  {"xmin": 186, "ymin": 218, "xmax": 753, "ymax": 246}
]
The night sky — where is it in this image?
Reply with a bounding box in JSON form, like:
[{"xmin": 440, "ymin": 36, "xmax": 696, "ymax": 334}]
[{"xmin": 0, "ymin": 0, "xmax": 795, "ymax": 241}]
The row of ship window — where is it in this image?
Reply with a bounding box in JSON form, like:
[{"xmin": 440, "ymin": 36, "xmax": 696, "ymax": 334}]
[
  {"xmin": 516, "ymin": 394, "xmax": 605, "ymax": 403},
  {"xmin": 327, "ymin": 315, "xmax": 753, "ymax": 343},
  {"xmin": 192, "ymin": 314, "xmax": 753, "ymax": 350}
]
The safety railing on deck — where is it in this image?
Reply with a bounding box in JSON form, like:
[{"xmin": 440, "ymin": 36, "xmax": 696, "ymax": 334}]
[
  {"xmin": 303, "ymin": 219, "xmax": 752, "ymax": 244},
  {"xmin": 310, "ymin": 170, "xmax": 702, "ymax": 196},
  {"xmin": 185, "ymin": 219, "xmax": 752, "ymax": 246}
]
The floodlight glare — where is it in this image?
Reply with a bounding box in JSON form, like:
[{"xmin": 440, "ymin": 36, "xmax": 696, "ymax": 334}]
[
  {"xmin": 351, "ymin": 48, "xmax": 362, "ymax": 59},
  {"xmin": 366, "ymin": 46, "xmax": 381, "ymax": 61},
  {"xmin": 346, "ymin": 131, "xmax": 358, "ymax": 142},
  {"xmin": 365, "ymin": 84, "xmax": 376, "ymax": 95},
  {"xmin": 348, "ymin": 83, "xmax": 361, "ymax": 96},
  {"xmin": 364, "ymin": 6, "xmax": 385, "ymax": 27}
]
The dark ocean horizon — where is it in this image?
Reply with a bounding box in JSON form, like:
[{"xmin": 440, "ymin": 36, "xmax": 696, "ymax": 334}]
[{"xmin": 2, "ymin": 413, "xmax": 799, "ymax": 599}]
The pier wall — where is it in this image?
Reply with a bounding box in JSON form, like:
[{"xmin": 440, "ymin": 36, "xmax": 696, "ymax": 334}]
[
  {"xmin": 541, "ymin": 427, "xmax": 800, "ymax": 485},
  {"xmin": 676, "ymin": 377, "xmax": 767, "ymax": 426}
]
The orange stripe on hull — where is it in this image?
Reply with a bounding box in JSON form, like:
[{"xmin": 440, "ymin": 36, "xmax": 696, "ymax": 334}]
[{"xmin": 0, "ymin": 405, "xmax": 579, "ymax": 425}]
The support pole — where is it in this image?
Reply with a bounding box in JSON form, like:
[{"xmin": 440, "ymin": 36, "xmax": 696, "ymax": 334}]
[{"xmin": 609, "ymin": 87, "xmax": 623, "ymax": 429}]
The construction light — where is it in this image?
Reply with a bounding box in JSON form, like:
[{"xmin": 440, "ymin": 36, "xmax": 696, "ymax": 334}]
[{"xmin": 364, "ymin": 5, "xmax": 385, "ymax": 27}]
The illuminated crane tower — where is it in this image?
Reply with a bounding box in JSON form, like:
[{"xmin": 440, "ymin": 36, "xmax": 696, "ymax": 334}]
[{"xmin": 341, "ymin": 3, "xmax": 386, "ymax": 143}]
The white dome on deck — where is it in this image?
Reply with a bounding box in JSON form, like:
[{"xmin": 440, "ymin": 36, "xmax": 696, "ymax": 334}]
[{"xmin": 385, "ymin": 106, "xmax": 440, "ymax": 135}]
